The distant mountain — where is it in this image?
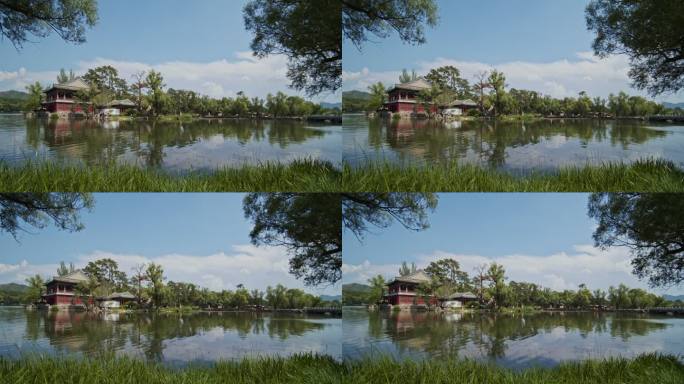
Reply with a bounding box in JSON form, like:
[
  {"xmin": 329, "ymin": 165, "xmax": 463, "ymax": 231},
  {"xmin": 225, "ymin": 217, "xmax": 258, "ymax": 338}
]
[
  {"xmin": 320, "ymin": 102, "xmax": 341, "ymax": 110},
  {"xmin": 342, "ymin": 283, "xmax": 372, "ymax": 293},
  {"xmin": 662, "ymin": 102, "xmax": 684, "ymax": 110},
  {"xmin": 0, "ymin": 90, "xmax": 28, "ymax": 100},
  {"xmin": 342, "ymin": 90, "xmax": 371, "ymax": 101},
  {"xmin": 320, "ymin": 294, "xmax": 342, "ymax": 302},
  {"xmin": 0, "ymin": 283, "xmax": 28, "ymax": 293},
  {"xmin": 663, "ymin": 294, "xmax": 684, "ymax": 302}
]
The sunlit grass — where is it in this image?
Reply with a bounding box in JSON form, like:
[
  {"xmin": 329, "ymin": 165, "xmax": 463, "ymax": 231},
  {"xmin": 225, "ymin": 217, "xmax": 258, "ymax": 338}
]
[
  {"xmin": 1, "ymin": 353, "xmax": 682, "ymax": 384},
  {"xmin": 0, "ymin": 159, "xmax": 341, "ymax": 192},
  {"xmin": 342, "ymin": 159, "xmax": 684, "ymax": 192}
]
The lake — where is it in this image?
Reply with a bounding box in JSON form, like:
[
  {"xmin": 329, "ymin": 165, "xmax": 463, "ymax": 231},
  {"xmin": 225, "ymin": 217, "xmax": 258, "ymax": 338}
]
[
  {"xmin": 343, "ymin": 115, "xmax": 684, "ymax": 172},
  {"xmin": 343, "ymin": 308, "xmax": 684, "ymax": 369},
  {"xmin": 0, "ymin": 307, "xmax": 341, "ymax": 364},
  {"xmin": 0, "ymin": 114, "xmax": 341, "ymax": 172}
]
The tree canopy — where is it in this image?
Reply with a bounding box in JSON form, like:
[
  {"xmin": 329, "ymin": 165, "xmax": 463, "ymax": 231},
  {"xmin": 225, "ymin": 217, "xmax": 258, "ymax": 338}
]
[
  {"xmin": 343, "ymin": 0, "xmax": 438, "ymax": 47},
  {"xmin": 0, "ymin": 193, "xmax": 93, "ymax": 239},
  {"xmin": 243, "ymin": 0, "xmax": 341, "ymax": 96},
  {"xmin": 342, "ymin": 193, "xmax": 437, "ymax": 241},
  {"xmin": 0, "ymin": 0, "xmax": 98, "ymax": 48},
  {"xmin": 586, "ymin": 0, "xmax": 684, "ymax": 95},
  {"xmin": 588, "ymin": 193, "xmax": 684, "ymax": 288}
]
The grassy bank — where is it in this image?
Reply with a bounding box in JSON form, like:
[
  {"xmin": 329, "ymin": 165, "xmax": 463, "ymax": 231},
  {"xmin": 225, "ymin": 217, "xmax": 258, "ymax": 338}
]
[
  {"xmin": 0, "ymin": 160, "xmax": 340, "ymax": 192},
  {"xmin": 0, "ymin": 354, "xmax": 343, "ymax": 384},
  {"xmin": 1, "ymin": 353, "xmax": 682, "ymax": 384},
  {"xmin": 343, "ymin": 159, "xmax": 684, "ymax": 192},
  {"xmin": 347, "ymin": 353, "xmax": 684, "ymax": 384}
]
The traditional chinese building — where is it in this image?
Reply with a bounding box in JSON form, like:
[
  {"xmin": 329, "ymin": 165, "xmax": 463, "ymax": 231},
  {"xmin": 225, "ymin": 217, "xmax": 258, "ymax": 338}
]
[
  {"xmin": 383, "ymin": 270, "xmax": 440, "ymax": 307},
  {"xmin": 439, "ymin": 292, "xmax": 478, "ymax": 308},
  {"xmin": 97, "ymin": 292, "xmax": 136, "ymax": 309},
  {"xmin": 42, "ymin": 270, "xmax": 92, "ymax": 307},
  {"xmin": 440, "ymin": 99, "xmax": 478, "ymax": 116},
  {"xmin": 383, "ymin": 78, "xmax": 439, "ymax": 116},
  {"xmin": 41, "ymin": 78, "xmax": 92, "ymax": 114}
]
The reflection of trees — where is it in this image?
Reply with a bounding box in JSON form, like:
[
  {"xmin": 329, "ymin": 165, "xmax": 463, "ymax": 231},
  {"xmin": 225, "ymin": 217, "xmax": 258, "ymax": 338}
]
[
  {"xmin": 18, "ymin": 310, "xmax": 327, "ymax": 361},
  {"xmin": 364, "ymin": 118, "xmax": 669, "ymax": 167},
  {"xmin": 370, "ymin": 311, "xmax": 670, "ymax": 359},
  {"xmin": 23, "ymin": 118, "xmax": 329, "ymax": 168}
]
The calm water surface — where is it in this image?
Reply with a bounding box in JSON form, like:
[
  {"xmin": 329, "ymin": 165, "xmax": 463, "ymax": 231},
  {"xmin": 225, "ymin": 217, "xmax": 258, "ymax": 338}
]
[
  {"xmin": 0, "ymin": 307, "xmax": 341, "ymax": 364},
  {"xmin": 343, "ymin": 114, "xmax": 684, "ymax": 172},
  {"xmin": 0, "ymin": 114, "xmax": 341, "ymax": 172},
  {"xmin": 343, "ymin": 308, "xmax": 684, "ymax": 368}
]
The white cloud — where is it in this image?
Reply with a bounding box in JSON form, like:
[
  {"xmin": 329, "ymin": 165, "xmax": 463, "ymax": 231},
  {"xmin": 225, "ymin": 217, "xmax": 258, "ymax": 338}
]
[
  {"xmin": 0, "ymin": 245, "xmax": 340, "ymax": 295},
  {"xmin": 343, "ymin": 52, "xmax": 684, "ymax": 103},
  {"xmin": 342, "ymin": 244, "xmax": 683, "ymax": 295},
  {"xmin": 0, "ymin": 52, "xmax": 340, "ymax": 102}
]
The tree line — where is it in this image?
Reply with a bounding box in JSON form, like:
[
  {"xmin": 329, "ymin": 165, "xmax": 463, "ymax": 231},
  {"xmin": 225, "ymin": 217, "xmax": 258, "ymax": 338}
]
[
  {"xmin": 23, "ymin": 65, "xmax": 339, "ymax": 118},
  {"xmin": 20, "ymin": 258, "xmax": 337, "ymax": 311},
  {"xmin": 358, "ymin": 259, "xmax": 680, "ymax": 310},
  {"xmin": 356, "ymin": 66, "xmax": 682, "ymax": 118}
]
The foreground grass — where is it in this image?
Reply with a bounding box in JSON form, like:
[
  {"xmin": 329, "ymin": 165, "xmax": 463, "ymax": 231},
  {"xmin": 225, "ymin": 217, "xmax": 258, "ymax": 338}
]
[
  {"xmin": 0, "ymin": 160, "xmax": 341, "ymax": 192},
  {"xmin": 347, "ymin": 353, "xmax": 684, "ymax": 384},
  {"xmin": 0, "ymin": 354, "xmax": 342, "ymax": 384},
  {"xmin": 343, "ymin": 159, "xmax": 684, "ymax": 192},
  {"xmin": 1, "ymin": 353, "xmax": 682, "ymax": 384}
]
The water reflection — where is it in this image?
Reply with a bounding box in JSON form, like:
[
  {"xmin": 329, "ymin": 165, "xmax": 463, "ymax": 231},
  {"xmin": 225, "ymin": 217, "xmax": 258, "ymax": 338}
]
[
  {"xmin": 0, "ymin": 307, "xmax": 341, "ymax": 363},
  {"xmin": 0, "ymin": 115, "xmax": 341, "ymax": 171},
  {"xmin": 343, "ymin": 308, "xmax": 683, "ymax": 368},
  {"xmin": 343, "ymin": 115, "xmax": 684, "ymax": 172}
]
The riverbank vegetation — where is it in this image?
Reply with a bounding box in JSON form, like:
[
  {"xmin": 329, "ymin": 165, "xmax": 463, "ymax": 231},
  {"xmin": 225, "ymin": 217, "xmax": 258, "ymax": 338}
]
[
  {"xmin": 342, "ymin": 159, "xmax": 684, "ymax": 192},
  {"xmin": 348, "ymin": 256, "xmax": 682, "ymax": 310},
  {"xmin": 0, "ymin": 160, "xmax": 340, "ymax": 192},
  {"xmin": 25, "ymin": 64, "xmax": 340, "ymax": 119},
  {"xmin": 346, "ymin": 64, "xmax": 683, "ymax": 118},
  {"xmin": 1, "ymin": 353, "xmax": 682, "ymax": 384},
  {"xmin": 20, "ymin": 257, "xmax": 339, "ymax": 311}
]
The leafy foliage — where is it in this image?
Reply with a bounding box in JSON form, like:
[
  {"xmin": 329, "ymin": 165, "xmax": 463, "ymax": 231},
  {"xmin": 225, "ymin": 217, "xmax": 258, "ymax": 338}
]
[
  {"xmin": 0, "ymin": 0, "xmax": 98, "ymax": 48},
  {"xmin": 0, "ymin": 193, "xmax": 92, "ymax": 239},
  {"xmin": 243, "ymin": 0, "xmax": 341, "ymax": 96},
  {"xmin": 586, "ymin": 0, "xmax": 684, "ymax": 95},
  {"xmin": 589, "ymin": 193, "xmax": 684, "ymax": 287},
  {"xmin": 343, "ymin": 0, "xmax": 438, "ymax": 47}
]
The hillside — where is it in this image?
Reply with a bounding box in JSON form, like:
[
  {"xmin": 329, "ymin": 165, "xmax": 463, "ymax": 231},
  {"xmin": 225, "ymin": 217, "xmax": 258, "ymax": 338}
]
[
  {"xmin": 662, "ymin": 102, "xmax": 684, "ymax": 110},
  {"xmin": 663, "ymin": 294, "xmax": 684, "ymax": 302},
  {"xmin": 0, "ymin": 283, "xmax": 28, "ymax": 305},
  {"xmin": 320, "ymin": 102, "xmax": 342, "ymax": 110},
  {"xmin": 319, "ymin": 294, "xmax": 342, "ymax": 302},
  {"xmin": 342, "ymin": 90, "xmax": 372, "ymax": 113},
  {"xmin": 0, "ymin": 90, "xmax": 28, "ymax": 100},
  {"xmin": 342, "ymin": 90, "xmax": 371, "ymax": 101},
  {"xmin": 342, "ymin": 283, "xmax": 373, "ymax": 305},
  {"xmin": 0, "ymin": 283, "xmax": 28, "ymax": 293}
]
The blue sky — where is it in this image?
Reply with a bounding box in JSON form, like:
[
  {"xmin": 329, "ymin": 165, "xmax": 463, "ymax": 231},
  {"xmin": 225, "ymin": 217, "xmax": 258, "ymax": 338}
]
[
  {"xmin": 343, "ymin": 0, "xmax": 684, "ymax": 103},
  {"xmin": 343, "ymin": 193, "xmax": 683, "ymax": 296},
  {"xmin": 0, "ymin": 0, "xmax": 339, "ymax": 102},
  {"xmin": 0, "ymin": 193, "xmax": 339, "ymax": 295}
]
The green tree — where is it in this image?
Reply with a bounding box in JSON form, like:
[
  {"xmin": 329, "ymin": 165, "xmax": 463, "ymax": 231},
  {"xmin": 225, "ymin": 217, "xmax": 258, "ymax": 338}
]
[
  {"xmin": 56, "ymin": 68, "xmax": 76, "ymax": 83},
  {"xmin": 343, "ymin": 0, "xmax": 438, "ymax": 47},
  {"xmin": 145, "ymin": 70, "xmax": 166, "ymax": 116},
  {"xmin": 83, "ymin": 258, "xmax": 127, "ymax": 295},
  {"xmin": 24, "ymin": 81, "xmax": 43, "ymax": 111},
  {"xmin": 425, "ymin": 258, "xmax": 469, "ymax": 291},
  {"xmin": 0, "ymin": 0, "xmax": 98, "ymax": 48},
  {"xmin": 488, "ymin": 70, "xmax": 506, "ymax": 117},
  {"xmin": 589, "ymin": 193, "xmax": 684, "ymax": 287},
  {"xmin": 398, "ymin": 261, "xmax": 417, "ymax": 276},
  {"xmin": 425, "ymin": 65, "xmax": 470, "ymax": 97},
  {"xmin": 398, "ymin": 69, "xmax": 419, "ymax": 83},
  {"xmin": 586, "ymin": 0, "xmax": 684, "ymax": 95},
  {"xmin": 24, "ymin": 274, "xmax": 44, "ymax": 303},
  {"xmin": 83, "ymin": 65, "xmax": 128, "ymax": 97},
  {"xmin": 367, "ymin": 274, "xmax": 385, "ymax": 304},
  {"xmin": 145, "ymin": 262, "xmax": 165, "ymax": 309},
  {"xmin": 367, "ymin": 82, "xmax": 386, "ymax": 111},
  {"xmin": 243, "ymin": 0, "xmax": 341, "ymax": 95},
  {"xmin": 487, "ymin": 262, "xmax": 506, "ymax": 309},
  {"xmin": 0, "ymin": 193, "xmax": 92, "ymax": 240},
  {"xmin": 56, "ymin": 261, "xmax": 75, "ymax": 276}
]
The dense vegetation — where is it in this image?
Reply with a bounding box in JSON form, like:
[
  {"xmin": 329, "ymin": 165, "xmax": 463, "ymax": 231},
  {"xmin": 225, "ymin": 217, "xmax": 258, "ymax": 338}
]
[
  {"xmin": 1, "ymin": 353, "xmax": 682, "ymax": 384},
  {"xmin": 355, "ymin": 65, "xmax": 683, "ymax": 118},
  {"xmin": 0, "ymin": 160, "xmax": 341, "ymax": 192},
  {"xmin": 0, "ymin": 91, "xmax": 27, "ymax": 112},
  {"xmin": 0, "ymin": 283, "xmax": 28, "ymax": 305},
  {"xmin": 342, "ymin": 159, "xmax": 684, "ymax": 192},
  {"xmin": 24, "ymin": 65, "xmax": 340, "ymax": 118},
  {"xmin": 352, "ymin": 257, "xmax": 682, "ymax": 310},
  {"xmin": 22, "ymin": 258, "xmax": 339, "ymax": 311}
]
